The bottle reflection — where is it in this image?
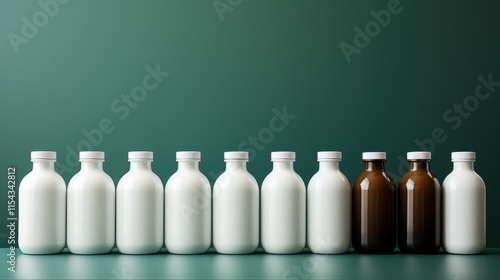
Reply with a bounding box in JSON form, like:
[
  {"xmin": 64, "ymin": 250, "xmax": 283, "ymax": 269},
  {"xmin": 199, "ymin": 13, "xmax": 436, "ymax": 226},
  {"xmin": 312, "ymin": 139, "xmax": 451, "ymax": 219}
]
[
  {"xmin": 262, "ymin": 253, "xmax": 297, "ymax": 279},
  {"xmin": 17, "ymin": 251, "xmax": 55, "ymax": 279},
  {"xmin": 66, "ymin": 252, "xmax": 119, "ymax": 278},
  {"xmin": 214, "ymin": 254, "xmax": 257, "ymax": 278},
  {"xmin": 114, "ymin": 253, "xmax": 162, "ymax": 279},
  {"xmin": 443, "ymin": 254, "xmax": 480, "ymax": 279}
]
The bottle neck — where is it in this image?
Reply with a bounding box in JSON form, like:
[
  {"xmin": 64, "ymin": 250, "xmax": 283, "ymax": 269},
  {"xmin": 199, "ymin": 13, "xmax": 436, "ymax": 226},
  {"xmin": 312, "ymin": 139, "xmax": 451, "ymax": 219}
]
[
  {"xmin": 225, "ymin": 161, "xmax": 247, "ymax": 171},
  {"xmin": 364, "ymin": 161, "xmax": 385, "ymax": 171},
  {"xmin": 273, "ymin": 161, "xmax": 294, "ymax": 170},
  {"xmin": 453, "ymin": 161, "xmax": 474, "ymax": 171},
  {"xmin": 178, "ymin": 161, "xmax": 199, "ymax": 171},
  {"xmin": 32, "ymin": 161, "xmax": 55, "ymax": 171},
  {"xmin": 80, "ymin": 161, "xmax": 104, "ymax": 171},
  {"xmin": 319, "ymin": 161, "xmax": 340, "ymax": 171},
  {"xmin": 409, "ymin": 160, "xmax": 430, "ymax": 171},
  {"xmin": 130, "ymin": 161, "xmax": 152, "ymax": 171}
]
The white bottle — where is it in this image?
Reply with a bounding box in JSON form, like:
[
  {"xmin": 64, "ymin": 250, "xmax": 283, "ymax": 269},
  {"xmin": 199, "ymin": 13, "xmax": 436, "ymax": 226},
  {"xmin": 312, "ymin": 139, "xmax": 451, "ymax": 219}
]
[
  {"xmin": 443, "ymin": 151, "xmax": 486, "ymax": 254},
  {"xmin": 117, "ymin": 151, "xmax": 163, "ymax": 254},
  {"xmin": 307, "ymin": 151, "xmax": 351, "ymax": 254},
  {"xmin": 67, "ymin": 151, "xmax": 115, "ymax": 254},
  {"xmin": 261, "ymin": 151, "xmax": 306, "ymax": 254},
  {"xmin": 165, "ymin": 151, "xmax": 211, "ymax": 254},
  {"xmin": 213, "ymin": 151, "xmax": 259, "ymax": 254},
  {"xmin": 19, "ymin": 151, "xmax": 66, "ymax": 254}
]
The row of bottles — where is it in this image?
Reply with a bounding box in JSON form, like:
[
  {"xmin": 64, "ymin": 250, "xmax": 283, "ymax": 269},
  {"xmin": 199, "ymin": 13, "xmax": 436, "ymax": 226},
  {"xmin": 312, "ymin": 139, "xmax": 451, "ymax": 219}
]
[
  {"xmin": 18, "ymin": 150, "xmax": 486, "ymax": 255},
  {"xmin": 352, "ymin": 151, "xmax": 485, "ymax": 254}
]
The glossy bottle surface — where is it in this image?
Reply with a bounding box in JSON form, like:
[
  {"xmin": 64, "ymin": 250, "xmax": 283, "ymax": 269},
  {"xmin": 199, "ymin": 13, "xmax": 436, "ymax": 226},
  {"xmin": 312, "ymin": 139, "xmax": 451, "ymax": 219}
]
[
  {"xmin": 165, "ymin": 151, "xmax": 211, "ymax": 254},
  {"xmin": 352, "ymin": 154, "xmax": 396, "ymax": 254},
  {"xmin": 442, "ymin": 152, "xmax": 486, "ymax": 254},
  {"xmin": 117, "ymin": 152, "xmax": 163, "ymax": 254},
  {"xmin": 307, "ymin": 152, "xmax": 351, "ymax": 254},
  {"xmin": 398, "ymin": 156, "xmax": 441, "ymax": 253},
  {"xmin": 261, "ymin": 152, "xmax": 306, "ymax": 254},
  {"xmin": 67, "ymin": 152, "xmax": 115, "ymax": 254},
  {"xmin": 213, "ymin": 152, "xmax": 259, "ymax": 254},
  {"xmin": 19, "ymin": 152, "xmax": 66, "ymax": 254}
]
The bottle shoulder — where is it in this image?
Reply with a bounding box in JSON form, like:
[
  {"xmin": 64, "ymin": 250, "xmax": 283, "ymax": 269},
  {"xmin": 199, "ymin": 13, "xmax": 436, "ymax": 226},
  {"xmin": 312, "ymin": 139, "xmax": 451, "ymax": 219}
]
[
  {"xmin": 262, "ymin": 170, "xmax": 305, "ymax": 190},
  {"xmin": 307, "ymin": 170, "xmax": 350, "ymax": 190},
  {"xmin": 399, "ymin": 170, "xmax": 440, "ymax": 189},
  {"xmin": 68, "ymin": 170, "xmax": 115, "ymax": 189},
  {"xmin": 443, "ymin": 170, "xmax": 485, "ymax": 189},
  {"xmin": 19, "ymin": 170, "xmax": 66, "ymax": 190},
  {"xmin": 353, "ymin": 170, "xmax": 395, "ymax": 189},
  {"xmin": 117, "ymin": 171, "xmax": 163, "ymax": 190},
  {"xmin": 166, "ymin": 170, "xmax": 210, "ymax": 189},
  {"xmin": 214, "ymin": 171, "xmax": 258, "ymax": 190}
]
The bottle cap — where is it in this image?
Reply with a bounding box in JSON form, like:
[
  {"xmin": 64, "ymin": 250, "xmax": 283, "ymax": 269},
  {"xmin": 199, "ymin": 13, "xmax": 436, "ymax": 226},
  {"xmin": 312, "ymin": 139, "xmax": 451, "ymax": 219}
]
[
  {"xmin": 79, "ymin": 151, "xmax": 105, "ymax": 161},
  {"xmin": 271, "ymin": 151, "xmax": 295, "ymax": 161},
  {"xmin": 451, "ymin": 151, "xmax": 476, "ymax": 161},
  {"xmin": 317, "ymin": 151, "xmax": 342, "ymax": 161},
  {"xmin": 362, "ymin": 152, "xmax": 386, "ymax": 160},
  {"xmin": 31, "ymin": 151, "xmax": 56, "ymax": 160},
  {"xmin": 407, "ymin": 151, "xmax": 431, "ymax": 160},
  {"xmin": 176, "ymin": 151, "xmax": 201, "ymax": 160},
  {"xmin": 129, "ymin": 151, "xmax": 153, "ymax": 161},
  {"xmin": 224, "ymin": 151, "xmax": 248, "ymax": 161}
]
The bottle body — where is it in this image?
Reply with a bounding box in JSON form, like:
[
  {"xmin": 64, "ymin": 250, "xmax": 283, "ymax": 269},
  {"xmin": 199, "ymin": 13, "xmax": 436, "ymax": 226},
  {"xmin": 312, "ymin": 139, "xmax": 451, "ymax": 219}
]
[
  {"xmin": 261, "ymin": 152, "xmax": 306, "ymax": 254},
  {"xmin": 398, "ymin": 154, "xmax": 441, "ymax": 254},
  {"xmin": 307, "ymin": 154, "xmax": 351, "ymax": 254},
  {"xmin": 443, "ymin": 152, "xmax": 486, "ymax": 254},
  {"xmin": 213, "ymin": 153, "xmax": 259, "ymax": 254},
  {"xmin": 67, "ymin": 152, "xmax": 115, "ymax": 254},
  {"xmin": 165, "ymin": 152, "xmax": 211, "ymax": 254},
  {"xmin": 352, "ymin": 153, "xmax": 395, "ymax": 253},
  {"xmin": 19, "ymin": 152, "xmax": 66, "ymax": 254},
  {"xmin": 117, "ymin": 153, "xmax": 163, "ymax": 254}
]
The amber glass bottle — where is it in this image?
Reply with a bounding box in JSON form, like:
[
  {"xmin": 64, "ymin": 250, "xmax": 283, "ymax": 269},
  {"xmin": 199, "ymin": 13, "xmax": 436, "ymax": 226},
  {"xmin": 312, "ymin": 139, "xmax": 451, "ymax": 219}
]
[
  {"xmin": 352, "ymin": 152, "xmax": 396, "ymax": 253},
  {"xmin": 398, "ymin": 152, "xmax": 440, "ymax": 253}
]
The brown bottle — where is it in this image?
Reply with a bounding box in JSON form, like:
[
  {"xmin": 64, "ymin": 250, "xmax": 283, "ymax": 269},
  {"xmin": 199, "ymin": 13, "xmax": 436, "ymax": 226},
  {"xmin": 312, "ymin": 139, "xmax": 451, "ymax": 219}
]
[
  {"xmin": 398, "ymin": 152, "xmax": 440, "ymax": 253},
  {"xmin": 352, "ymin": 152, "xmax": 396, "ymax": 253}
]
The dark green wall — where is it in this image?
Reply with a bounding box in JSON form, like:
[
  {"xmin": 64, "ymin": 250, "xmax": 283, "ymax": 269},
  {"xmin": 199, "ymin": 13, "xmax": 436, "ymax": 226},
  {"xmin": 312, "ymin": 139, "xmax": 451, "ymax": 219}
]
[{"xmin": 1, "ymin": 0, "xmax": 499, "ymax": 247}]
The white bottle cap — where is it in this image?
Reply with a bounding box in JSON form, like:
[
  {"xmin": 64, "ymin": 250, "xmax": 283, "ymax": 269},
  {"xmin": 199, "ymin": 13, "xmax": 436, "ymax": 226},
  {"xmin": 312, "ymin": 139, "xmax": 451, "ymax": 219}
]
[
  {"xmin": 176, "ymin": 151, "xmax": 201, "ymax": 160},
  {"xmin": 407, "ymin": 151, "xmax": 431, "ymax": 160},
  {"xmin": 362, "ymin": 152, "xmax": 386, "ymax": 160},
  {"xmin": 317, "ymin": 151, "xmax": 342, "ymax": 161},
  {"xmin": 271, "ymin": 151, "xmax": 295, "ymax": 161},
  {"xmin": 79, "ymin": 151, "xmax": 105, "ymax": 161},
  {"xmin": 451, "ymin": 151, "xmax": 476, "ymax": 161},
  {"xmin": 31, "ymin": 151, "xmax": 56, "ymax": 160},
  {"xmin": 224, "ymin": 151, "xmax": 248, "ymax": 161},
  {"xmin": 129, "ymin": 151, "xmax": 153, "ymax": 161}
]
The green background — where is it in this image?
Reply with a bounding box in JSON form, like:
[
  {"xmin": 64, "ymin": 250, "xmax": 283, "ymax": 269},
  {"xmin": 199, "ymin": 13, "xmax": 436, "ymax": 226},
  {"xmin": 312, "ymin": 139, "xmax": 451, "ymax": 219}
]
[{"xmin": 1, "ymin": 0, "xmax": 499, "ymax": 251}]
